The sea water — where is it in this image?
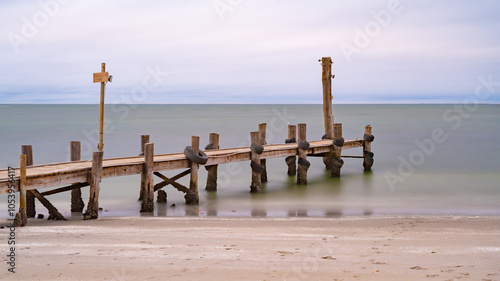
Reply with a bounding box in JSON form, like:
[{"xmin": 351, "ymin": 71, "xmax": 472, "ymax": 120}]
[{"xmin": 0, "ymin": 104, "xmax": 499, "ymax": 218}]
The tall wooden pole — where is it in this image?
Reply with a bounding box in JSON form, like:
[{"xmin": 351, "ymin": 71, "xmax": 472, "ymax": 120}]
[
  {"xmin": 98, "ymin": 63, "xmax": 106, "ymax": 152},
  {"xmin": 321, "ymin": 57, "xmax": 334, "ymax": 140},
  {"xmin": 139, "ymin": 134, "xmax": 150, "ymax": 200}
]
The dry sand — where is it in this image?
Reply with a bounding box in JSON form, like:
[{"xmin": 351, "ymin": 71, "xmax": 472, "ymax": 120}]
[{"xmin": 2, "ymin": 216, "xmax": 500, "ymax": 280}]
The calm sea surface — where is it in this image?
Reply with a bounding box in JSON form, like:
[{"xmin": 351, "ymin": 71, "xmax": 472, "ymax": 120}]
[{"xmin": 0, "ymin": 104, "xmax": 499, "ymax": 218}]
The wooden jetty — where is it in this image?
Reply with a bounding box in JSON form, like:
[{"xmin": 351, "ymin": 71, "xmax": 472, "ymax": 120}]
[{"xmin": 0, "ymin": 57, "xmax": 374, "ymax": 225}]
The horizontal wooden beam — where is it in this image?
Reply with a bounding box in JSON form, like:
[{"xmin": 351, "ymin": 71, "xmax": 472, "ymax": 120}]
[
  {"xmin": 0, "ymin": 139, "xmax": 364, "ymax": 193},
  {"xmin": 40, "ymin": 182, "xmax": 90, "ymax": 196}
]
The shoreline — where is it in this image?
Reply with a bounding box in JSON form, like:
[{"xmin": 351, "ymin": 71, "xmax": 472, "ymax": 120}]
[{"xmin": 5, "ymin": 215, "xmax": 500, "ymax": 280}]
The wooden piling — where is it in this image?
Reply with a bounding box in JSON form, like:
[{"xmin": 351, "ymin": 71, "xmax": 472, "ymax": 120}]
[
  {"xmin": 186, "ymin": 136, "xmax": 200, "ymax": 204},
  {"xmin": 21, "ymin": 145, "xmax": 36, "ymax": 218},
  {"xmin": 70, "ymin": 141, "xmax": 85, "ymax": 212},
  {"xmin": 140, "ymin": 143, "xmax": 155, "ymax": 212},
  {"xmin": 139, "ymin": 135, "xmax": 150, "ymax": 200},
  {"xmin": 97, "ymin": 63, "xmax": 106, "ymax": 152},
  {"xmin": 285, "ymin": 124, "xmax": 297, "ymax": 176},
  {"xmin": 331, "ymin": 123, "xmax": 343, "ymax": 177},
  {"xmin": 259, "ymin": 123, "xmax": 268, "ymax": 183},
  {"xmin": 14, "ymin": 154, "xmax": 28, "ymax": 227},
  {"xmin": 205, "ymin": 133, "xmax": 219, "ymax": 192},
  {"xmin": 321, "ymin": 57, "xmax": 334, "ymax": 140},
  {"xmin": 363, "ymin": 125, "xmax": 374, "ymax": 171},
  {"xmin": 83, "ymin": 151, "xmax": 103, "ymax": 220},
  {"xmin": 297, "ymin": 124, "xmax": 308, "ymax": 184},
  {"xmin": 250, "ymin": 131, "xmax": 262, "ymax": 193}
]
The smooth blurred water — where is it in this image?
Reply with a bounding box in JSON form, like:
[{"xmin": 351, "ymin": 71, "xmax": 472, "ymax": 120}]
[{"xmin": 0, "ymin": 104, "xmax": 499, "ymax": 218}]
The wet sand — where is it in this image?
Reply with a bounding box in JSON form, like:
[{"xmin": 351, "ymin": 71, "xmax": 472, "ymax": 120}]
[{"xmin": 4, "ymin": 216, "xmax": 500, "ymax": 280}]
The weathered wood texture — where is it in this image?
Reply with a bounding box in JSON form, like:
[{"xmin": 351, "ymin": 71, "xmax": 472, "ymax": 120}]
[
  {"xmin": 331, "ymin": 123, "xmax": 343, "ymax": 177},
  {"xmin": 31, "ymin": 189, "xmax": 66, "ymax": 220},
  {"xmin": 83, "ymin": 151, "xmax": 103, "ymax": 220},
  {"xmin": 205, "ymin": 133, "xmax": 219, "ymax": 191},
  {"xmin": 70, "ymin": 141, "xmax": 85, "ymax": 212},
  {"xmin": 97, "ymin": 63, "xmax": 106, "ymax": 152},
  {"xmin": 297, "ymin": 124, "xmax": 308, "ymax": 184},
  {"xmin": 285, "ymin": 124, "xmax": 297, "ymax": 176},
  {"xmin": 259, "ymin": 123, "xmax": 268, "ymax": 183},
  {"xmin": 0, "ymin": 139, "xmax": 364, "ymax": 193},
  {"xmin": 14, "ymin": 154, "xmax": 27, "ymax": 227},
  {"xmin": 363, "ymin": 125, "xmax": 373, "ymax": 171},
  {"xmin": 186, "ymin": 136, "xmax": 200, "ymax": 205},
  {"xmin": 138, "ymin": 135, "xmax": 150, "ymax": 200},
  {"xmin": 140, "ymin": 143, "xmax": 154, "ymax": 212},
  {"xmin": 22, "ymin": 145, "xmax": 36, "ymax": 218},
  {"xmin": 322, "ymin": 57, "xmax": 334, "ymax": 140},
  {"xmin": 250, "ymin": 131, "xmax": 262, "ymax": 193}
]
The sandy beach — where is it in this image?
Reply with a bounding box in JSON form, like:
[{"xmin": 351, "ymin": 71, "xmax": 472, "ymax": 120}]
[{"xmin": 1, "ymin": 216, "xmax": 498, "ymax": 280}]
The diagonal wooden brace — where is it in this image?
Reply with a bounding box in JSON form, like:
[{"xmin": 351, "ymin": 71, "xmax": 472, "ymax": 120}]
[
  {"xmin": 154, "ymin": 169, "xmax": 191, "ymax": 193},
  {"xmin": 30, "ymin": 189, "xmax": 66, "ymax": 220}
]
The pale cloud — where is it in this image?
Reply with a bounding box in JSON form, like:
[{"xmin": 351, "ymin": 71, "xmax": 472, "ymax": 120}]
[{"xmin": 0, "ymin": 0, "xmax": 499, "ymax": 104}]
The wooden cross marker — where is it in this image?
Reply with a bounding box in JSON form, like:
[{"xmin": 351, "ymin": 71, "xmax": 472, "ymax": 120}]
[{"xmin": 93, "ymin": 63, "xmax": 109, "ymax": 152}]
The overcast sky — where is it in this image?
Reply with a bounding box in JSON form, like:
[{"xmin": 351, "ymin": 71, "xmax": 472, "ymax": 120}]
[{"xmin": 1, "ymin": 0, "xmax": 499, "ymax": 104}]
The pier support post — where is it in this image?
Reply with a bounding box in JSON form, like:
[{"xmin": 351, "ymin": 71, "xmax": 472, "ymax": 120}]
[
  {"xmin": 331, "ymin": 123, "xmax": 344, "ymax": 177},
  {"xmin": 285, "ymin": 124, "xmax": 297, "ymax": 176},
  {"xmin": 186, "ymin": 136, "xmax": 200, "ymax": 205},
  {"xmin": 21, "ymin": 145, "xmax": 36, "ymax": 218},
  {"xmin": 363, "ymin": 125, "xmax": 374, "ymax": 171},
  {"xmin": 297, "ymin": 123, "xmax": 309, "ymax": 184},
  {"xmin": 205, "ymin": 133, "xmax": 219, "ymax": 191},
  {"xmin": 140, "ymin": 143, "xmax": 155, "ymax": 212},
  {"xmin": 14, "ymin": 154, "xmax": 28, "ymax": 227},
  {"xmin": 83, "ymin": 151, "xmax": 103, "ymax": 220},
  {"xmin": 250, "ymin": 131, "xmax": 263, "ymax": 193},
  {"xmin": 258, "ymin": 123, "xmax": 268, "ymax": 183},
  {"xmin": 138, "ymin": 134, "xmax": 150, "ymax": 200},
  {"xmin": 321, "ymin": 57, "xmax": 334, "ymax": 140},
  {"xmin": 70, "ymin": 141, "xmax": 85, "ymax": 212}
]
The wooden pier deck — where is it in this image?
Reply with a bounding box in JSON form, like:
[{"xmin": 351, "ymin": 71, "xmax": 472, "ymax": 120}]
[
  {"xmin": 4, "ymin": 57, "xmax": 375, "ymax": 225},
  {"xmin": 0, "ymin": 139, "xmax": 363, "ymax": 193}
]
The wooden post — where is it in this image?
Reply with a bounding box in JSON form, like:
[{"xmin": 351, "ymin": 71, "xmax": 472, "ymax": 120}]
[
  {"xmin": 83, "ymin": 151, "xmax": 103, "ymax": 220},
  {"xmin": 70, "ymin": 141, "xmax": 85, "ymax": 212},
  {"xmin": 14, "ymin": 154, "xmax": 28, "ymax": 227},
  {"xmin": 285, "ymin": 124, "xmax": 297, "ymax": 176},
  {"xmin": 297, "ymin": 123, "xmax": 308, "ymax": 184},
  {"xmin": 331, "ymin": 123, "xmax": 343, "ymax": 177},
  {"xmin": 98, "ymin": 63, "xmax": 106, "ymax": 152},
  {"xmin": 138, "ymin": 135, "xmax": 150, "ymax": 200},
  {"xmin": 21, "ymin": 145, "xmax": 36, "ymax": 218},
  {"xmin": 321, "ymin": 57, "xmax": 334, "ymax": 140},
  {"xmin": 140, "ymin": 143, "xmax": 155, "ymax": 212},
  {"xmin": 186, "ymin": 136, "xmax": 200, "ymax": 204},
  {"xmin": 363, "ymin": 125, "xmax": 374, "ymax": 171},
  {"xmin": 258, "ymin": 123, "xmax": 268, "ymax": 183},
  {"xmin": 140, "ymin": 135, "xmax": 150, "ymax": 156},
  {"xmin": 250, "ymin": 131, "xmax": 262, "ymax": 193},
  {"xmin": 205, "ymin": 133, "xmax": 219, "ymax": 191}
]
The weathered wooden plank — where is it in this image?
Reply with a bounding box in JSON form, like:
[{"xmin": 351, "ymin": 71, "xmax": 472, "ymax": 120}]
[
  {"xmin": 31, "ymin": 189, "xmax": 66, "ymax": 220},
  {"xmin": 0, "ymin": 139, "xmax": 364, "ymax": 193},
  {"xmin": 42, "ymin": 182, "xmax": 89, "ymax": 196}
]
